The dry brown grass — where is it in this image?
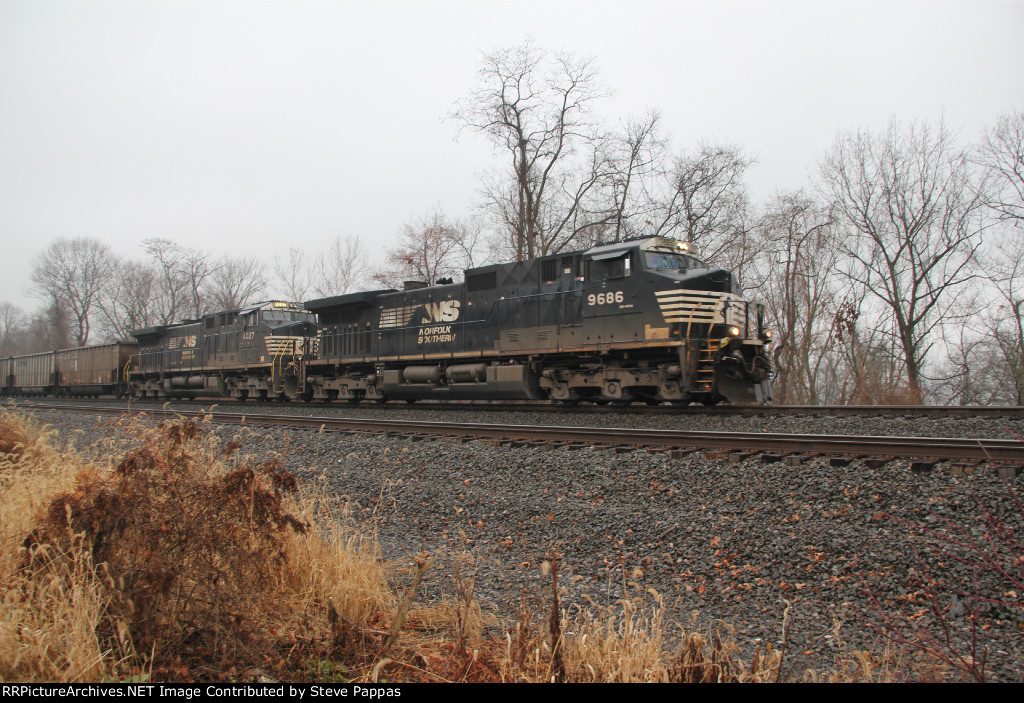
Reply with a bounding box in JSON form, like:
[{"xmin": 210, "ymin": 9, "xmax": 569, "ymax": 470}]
[
  {"xmin": 1, "ymin": 410, "xmax": 139, "ymax": 681},
  {"xmin": 0, "ymin": 409, "xmax": 402, "ymax": 682},
  {"xmin": 496, "ymin": 585, "xmax": 784, "ymax": 683}
]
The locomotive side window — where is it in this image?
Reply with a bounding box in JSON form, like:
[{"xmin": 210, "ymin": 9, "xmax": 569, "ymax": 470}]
[
  {"xmin": 467, "ymin": 271, "xmax": 496, "ymax": 291},
  {"xmin": 589, "ymin": 253, "xmax": 631, "ymax": 280}
]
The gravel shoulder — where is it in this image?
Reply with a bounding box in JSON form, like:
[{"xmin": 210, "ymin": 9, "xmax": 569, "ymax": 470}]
[{"xmin": 28, "ymin": 404, "xmax": 1024, "ymax": 681}]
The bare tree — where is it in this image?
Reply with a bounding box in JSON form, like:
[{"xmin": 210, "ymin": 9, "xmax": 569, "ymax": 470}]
[
  {"xmin": 933, "ymin": 295, "xmax": 1012, "ymax": 406},
  {"xmin": 964, "ymin": 113, "xmax": 1024, "ymax": 402},
  {"xmin": 143, "ymin": 238, "xmax": 215, "ymax": 323},
  {"xmin": 976, "ymin": 232, "xmax": 1024, "ymax": 403},
  {"xmin": 312, "ymin": 235, "xmax": 367, "ymax": 298},
  {"xmin": 757, "ymin": 191, "xmax": 840, "ymax": 404},
  {"xmin": 828, "ymin": 292, "xmax": 915, "ymax": 404},
  {"xmin": 208, "ymin": 256, "xmax": 267, "ymax": 310},
  {"xmin": 272, "ymin": 247, "xmax": 312, "ymax": 302},
  {"xmin": 649, "ymin": 141, "xmax": 755, "ymax": 262},
  {"xmin": 604, "ymin": 110, "xmax": 666, "ymax": 243},
  {"xmin": 373, "ymin": 210, "xmax": 487, "ymax": 288},
  {"xmin": 454, "ymin": 39, "xmax": 613, "ymax": 260},
  {"xmin": 144, "ymin": 238, "xmax": 190, "ymax": 324},
  {"xmin": 24, "ymin": 300, "xmax": 72, "ymax": 353},
  {"xmin": 819, "ymin": 118, "xmax": 984, "ymax": 398},
  {"xmin": 181, "ymin": 247, "xmax": 215, "ymax": 319},
  {"xmin": 977, "ymin": 110, "xmax": 1024, "ymax": 228},
  {"xmin": 96, "ymin": 260, "xmax": 157, "ymax": 340},
  {"xmin": 29, "ymin": 237, "xmax": 117, "ymax": 346},
  {"xmin": 0, "ymin": 302, "xmax": 26, "ymax": 356}
]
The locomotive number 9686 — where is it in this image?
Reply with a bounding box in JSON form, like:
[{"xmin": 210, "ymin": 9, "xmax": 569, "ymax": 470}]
[{"xmin": 588, "ymin": 291, "xmax": 624, "ymax": 306}]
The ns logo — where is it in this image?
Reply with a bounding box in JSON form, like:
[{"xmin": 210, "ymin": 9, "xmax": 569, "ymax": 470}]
[{"xmin": 422, "ymin": 300, "xmax": 461, "ymax": 324}]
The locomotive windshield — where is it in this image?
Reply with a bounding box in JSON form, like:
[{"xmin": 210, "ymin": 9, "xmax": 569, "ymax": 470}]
[
  {"xmin": 262, "ymin": 311, "xmax": 316, "ymax": 324},
  {"xmin": 644, "ymin": 252, "xmax": 703, "ymax": 271}
]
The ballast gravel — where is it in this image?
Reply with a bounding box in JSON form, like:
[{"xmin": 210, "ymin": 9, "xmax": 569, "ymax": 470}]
[{"xmin": 28, "ymin": 403, "xmax": 1024, "ymax": 681}]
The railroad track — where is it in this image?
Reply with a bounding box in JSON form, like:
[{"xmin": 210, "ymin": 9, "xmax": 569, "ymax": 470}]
[
  {"xmin": 9, "ymin": 396, "xmax": 1024, "ymax": 418},
  {"xmin": 16, "ymin": 402, "xmax": 1024, "ymax": 464}
]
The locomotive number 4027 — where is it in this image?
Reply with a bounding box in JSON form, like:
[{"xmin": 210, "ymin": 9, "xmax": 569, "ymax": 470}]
[{"xmin": 587, "ymin": 291, "xmax": 625, "ymax": 306}]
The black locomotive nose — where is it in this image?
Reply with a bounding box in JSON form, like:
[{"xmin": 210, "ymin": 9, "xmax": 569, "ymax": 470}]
[
  {"xmin": 269, "ymin": 321, "xmax": 313, "ymax": 336},
  {"xmin": 662, "ymin": 267, "xmax": 738, "ymax": 294}
]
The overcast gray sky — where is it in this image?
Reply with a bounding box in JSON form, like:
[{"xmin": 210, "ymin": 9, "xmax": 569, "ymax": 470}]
[{"xmin": 1, "ymin": 0, "xmax": 1021, "ymax": 313}]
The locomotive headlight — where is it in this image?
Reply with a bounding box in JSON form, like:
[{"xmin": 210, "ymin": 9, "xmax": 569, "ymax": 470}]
[{"xmin": 729, "ymin": 326, "xmax": 741, "ymax": 337}]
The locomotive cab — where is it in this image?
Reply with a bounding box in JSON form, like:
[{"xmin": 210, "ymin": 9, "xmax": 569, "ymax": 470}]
[
  {"xmin": 579, "ymin": 236, "xmax": 771, "ymax": 404},
  {"xmin": 640, "ymin": 237, "xmax": 770, "ymax": 403}
]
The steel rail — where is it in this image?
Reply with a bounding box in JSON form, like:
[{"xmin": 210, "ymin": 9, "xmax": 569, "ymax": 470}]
[
  {"xmin": 13, "ymin": 397, "xmax": 1024, "ymax": 418},
  {"xmin": 19, "ymin": 403, "xmax": 1024, "ymax": 462}
]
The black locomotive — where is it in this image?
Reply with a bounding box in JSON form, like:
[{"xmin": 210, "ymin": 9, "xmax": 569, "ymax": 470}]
[
  {"xmin": 129, "ymin": 301, "xmax": 318, "ymax": 400},
  {"xmin": 303, "ymin": 235, "xmax": 771, "ymax": 405}
]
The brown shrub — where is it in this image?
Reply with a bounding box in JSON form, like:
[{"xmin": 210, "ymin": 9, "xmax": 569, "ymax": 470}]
[{"xmin": 24, "ymin": 415, "xmax": 309, "ymax": 671}]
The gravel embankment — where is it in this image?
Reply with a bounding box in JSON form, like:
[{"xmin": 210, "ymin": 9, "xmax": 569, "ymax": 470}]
[{"xmin": 24, "ymin": 404, "xmax": 1024, "ymax": 681}]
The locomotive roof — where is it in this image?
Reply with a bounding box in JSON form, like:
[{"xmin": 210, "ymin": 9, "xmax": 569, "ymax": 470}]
[
  {"xmin": 305, "ymin": 289, "xmax": 397, "ymax": 311},
  {"xmin": 587, "ymin": 236, "xmax": 696, "ymax": 259},
  {"xmin": 131, "ymin": 301, "xmax": 311, "ymax": 338},
  {"xmin": 238, "ymin": 300, "xmax": 311, "ymax": 314},
  {"xmin": 585, "ymin": 240, "xmax": 637, "ymax": 258}
]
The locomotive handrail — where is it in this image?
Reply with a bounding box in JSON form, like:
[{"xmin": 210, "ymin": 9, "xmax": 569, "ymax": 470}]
[{"xmin": 684, "ymin": 299, "xmax": 717, "ymax": 343}]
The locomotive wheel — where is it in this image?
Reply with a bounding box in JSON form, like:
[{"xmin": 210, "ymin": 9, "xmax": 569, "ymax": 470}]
[{"xmin": 347, "ymin": 397, "xmax": 361, "ymax": 405}]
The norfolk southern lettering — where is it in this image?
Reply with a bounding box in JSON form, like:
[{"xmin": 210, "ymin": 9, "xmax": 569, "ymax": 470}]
[{"xmin": 418, "ymin": 325, "xmax": 456, "ymax": 344}]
